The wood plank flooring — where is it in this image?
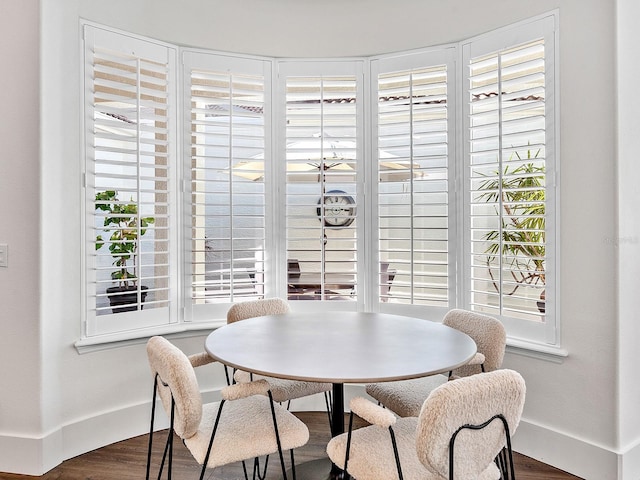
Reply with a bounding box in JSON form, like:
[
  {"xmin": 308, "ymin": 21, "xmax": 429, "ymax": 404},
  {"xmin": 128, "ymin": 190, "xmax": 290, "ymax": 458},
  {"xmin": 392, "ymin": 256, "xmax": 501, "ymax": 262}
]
[{"xmin": 0, "ymin": 412, "xmax": 583, "ymax": 480}]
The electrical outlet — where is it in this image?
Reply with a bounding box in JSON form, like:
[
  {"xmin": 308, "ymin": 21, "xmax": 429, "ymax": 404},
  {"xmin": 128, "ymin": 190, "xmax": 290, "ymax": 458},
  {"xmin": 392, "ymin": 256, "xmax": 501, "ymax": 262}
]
[{"xmin": 0, "ymin": 244, "xmax": 7, "ymax": 267}]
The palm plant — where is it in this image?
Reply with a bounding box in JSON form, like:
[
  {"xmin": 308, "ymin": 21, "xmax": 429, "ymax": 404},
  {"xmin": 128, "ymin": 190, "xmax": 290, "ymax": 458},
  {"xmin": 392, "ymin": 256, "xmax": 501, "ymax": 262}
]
[{"xmin": 476, "ymin": 149, "xmax": 545, "ymax": 309}]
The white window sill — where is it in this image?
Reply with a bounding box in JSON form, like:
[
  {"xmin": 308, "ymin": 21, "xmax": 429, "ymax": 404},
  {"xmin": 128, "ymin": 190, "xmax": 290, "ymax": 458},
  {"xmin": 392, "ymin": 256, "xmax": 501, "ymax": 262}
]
[
  {"xmin": 74, "ymin": 320, "xmax": 226, "ymax": 354},
  {"xmin": 506, "ymin": 337, "xmax": 568, "ymax": 363}
]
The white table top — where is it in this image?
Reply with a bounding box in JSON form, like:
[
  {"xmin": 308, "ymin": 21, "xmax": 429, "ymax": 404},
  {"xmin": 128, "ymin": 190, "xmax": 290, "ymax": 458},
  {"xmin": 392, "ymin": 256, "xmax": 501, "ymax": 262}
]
[{"xmin": 205, "ymin": 311, "xmax": 477, "ymax": 384}]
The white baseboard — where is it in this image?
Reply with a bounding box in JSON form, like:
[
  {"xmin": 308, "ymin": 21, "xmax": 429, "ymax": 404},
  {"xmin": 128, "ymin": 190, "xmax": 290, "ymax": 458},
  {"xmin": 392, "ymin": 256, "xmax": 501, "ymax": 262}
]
[
  {"xmin": 620, "ymin": 438, "xmax": 640, "ymax": 480},
  {"xmin": 0, "ymin": 401, "xmax": 160, "ymax": 476},
  {"xmin": 1, "ymin": 385, "xmax": 637, "ymax": 480},
  {"xmin": 512, "ymin": 419, "xmax": 624, "ymax": 480},
  {"xmin": 0, "ymin": 433, "xmax": 47, "ymax": 476}
]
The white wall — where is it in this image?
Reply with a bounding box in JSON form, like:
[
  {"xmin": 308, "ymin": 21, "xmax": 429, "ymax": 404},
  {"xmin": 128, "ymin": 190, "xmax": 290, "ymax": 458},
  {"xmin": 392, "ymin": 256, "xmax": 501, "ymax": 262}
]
[
  {"xmin": 617, "ymin": 0, "xmax": 640, "ymax": 477},
  {"xmin": 0, "ymin": 0, "xmax": 44, "ymax": 472},
  {"xmin": 1, "ymin": 0, "xmax": 636, "ymax": 477}
]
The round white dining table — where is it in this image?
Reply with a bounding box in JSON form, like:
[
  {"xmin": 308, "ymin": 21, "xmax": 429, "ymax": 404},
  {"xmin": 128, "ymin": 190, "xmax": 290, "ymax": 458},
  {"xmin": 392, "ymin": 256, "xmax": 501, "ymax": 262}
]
[{"xmin": 204, "ymin": 310, "xmax": 477, "ymax": 479}]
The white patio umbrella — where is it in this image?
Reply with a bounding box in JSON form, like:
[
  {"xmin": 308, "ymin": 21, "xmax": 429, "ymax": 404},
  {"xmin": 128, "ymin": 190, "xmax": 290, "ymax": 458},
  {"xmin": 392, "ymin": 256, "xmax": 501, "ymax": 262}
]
[{"xmin": 232, "ymin": 138, "xmax": 425, "ymax": 182}]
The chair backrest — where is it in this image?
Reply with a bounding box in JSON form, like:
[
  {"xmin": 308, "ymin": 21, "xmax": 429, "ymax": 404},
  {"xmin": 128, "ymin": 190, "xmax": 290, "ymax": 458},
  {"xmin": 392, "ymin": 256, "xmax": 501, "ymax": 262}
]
[
  {"xmin": 380, "ymin": 262, "xmax": 396, "ymax": 301},
  {"xmin": 146, "ymin": 336, "xmax": 203, "ymax": 440},
  {"xmin": 443, "ymin": 309, "xmax": 506, "ymax": 377},
  {"xmin": 288, "ymin": 259, "xmax": 301, "ymax": 279},
  {"xmin": 416, "ymin": 369, "xmax": 526, "ymax": 479},
  {"xmin": 226, "ymin": 298, "xmax": 291, "ymax": 324}
]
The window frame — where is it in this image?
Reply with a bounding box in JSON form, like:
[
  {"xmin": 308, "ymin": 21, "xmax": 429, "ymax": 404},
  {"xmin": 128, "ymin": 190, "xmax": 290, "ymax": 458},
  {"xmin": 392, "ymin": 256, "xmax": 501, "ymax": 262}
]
[
  {"xmin": 81, "ymin": 23, "xmax": 180, "ymax": 339},
  {"xmin": 79, "ymin": 13, "xmax": 560, "ymax": 353},
  {"xmin": 275, "ymin": 59, "xmax": 365, "ymax": 313},
  {"xmin": 370, "ymin": 46, "xmax": 458, "ymax": 320},
  {"xmin": 460, "ymin": 13, "xmax": 559, "ymax": 345},
  {"xmin": 181, "ymin": 49, "xmax": 273, "ymax": 323}
]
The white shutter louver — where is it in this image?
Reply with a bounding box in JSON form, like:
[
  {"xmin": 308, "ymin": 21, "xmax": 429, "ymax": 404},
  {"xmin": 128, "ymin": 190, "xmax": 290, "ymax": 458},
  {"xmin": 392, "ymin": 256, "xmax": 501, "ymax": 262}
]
[
  {"xmin": 189, "ymin": 67, "xmax": 266, "ymax": 304},
  {"xmin": 84, "ymin": 26, "xmax": 176, "ymax": 334},
  {"xmin": 468, "ymin": 39, "xmax": 547, "ymax": 322},
  {"xmin": 377, "ymin": 65, "xmax": 450, "ymax": 306}
]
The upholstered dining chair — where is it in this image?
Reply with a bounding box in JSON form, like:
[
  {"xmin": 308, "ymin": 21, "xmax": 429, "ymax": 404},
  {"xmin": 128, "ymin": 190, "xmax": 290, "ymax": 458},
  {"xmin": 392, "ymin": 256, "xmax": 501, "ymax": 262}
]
[
  {"xmin": 227, "ymin": 298, "xmax": 333, "ymax": 420},
  {"xmin": 145, "ymin": 336, "xmax": 309, "ymax": 480},
  {"xmin": 328, "ymin": 369, "xmax": 526, "ymax": 480},
  {"xmin": 365, "ymin": 309, "xmax": 507, "ymax": 417}
]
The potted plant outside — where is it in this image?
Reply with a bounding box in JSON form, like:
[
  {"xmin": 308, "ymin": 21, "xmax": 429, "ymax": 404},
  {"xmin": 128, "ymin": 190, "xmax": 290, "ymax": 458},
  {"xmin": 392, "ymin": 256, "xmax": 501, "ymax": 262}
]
[
  {"xmin": 95, "ymin": 190, "xmax": 154, "ymax": 313},
  {"xmin": 476, "ymin": 149, "xmax": 546, "ymax": 313}
]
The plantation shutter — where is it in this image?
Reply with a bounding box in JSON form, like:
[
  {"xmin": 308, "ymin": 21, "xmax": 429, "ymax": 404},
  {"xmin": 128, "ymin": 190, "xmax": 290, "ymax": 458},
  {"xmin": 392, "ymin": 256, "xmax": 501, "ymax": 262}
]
[
  {"xmin": 464, "ymin": 14, "xmax": 556, "ymax": 342},
  {"xmin": 373, "ymin": 49, "xmax": 455, "ymax": 311},
  {"xmin": 279, "ymin": 62, "xmax": 362, "ymax": 305},
  {"xmin": 83, "ymin": 25, "xmax": 177, "ymax": 335},
  {"xmin": 183, "ymin": 53, "xmax": 269, "ymax": 320}
]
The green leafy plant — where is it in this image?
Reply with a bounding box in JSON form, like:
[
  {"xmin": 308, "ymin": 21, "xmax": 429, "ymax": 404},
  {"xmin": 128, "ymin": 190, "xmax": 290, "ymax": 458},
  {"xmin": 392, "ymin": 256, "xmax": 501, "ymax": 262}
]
[
  {"xmin": 476, "ymin": 149, "xmax": 545, "ymax": 299},
  {"xmin": 95, "ymin": 190, "xmax": 154, "ymax": 288}
]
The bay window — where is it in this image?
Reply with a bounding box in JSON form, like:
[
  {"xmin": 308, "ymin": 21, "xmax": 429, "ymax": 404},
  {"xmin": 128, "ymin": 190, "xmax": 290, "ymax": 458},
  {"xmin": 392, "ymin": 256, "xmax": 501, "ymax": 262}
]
[{"xmin": 82, "ymin": 12, "xmax": 557, "ymax": 348}]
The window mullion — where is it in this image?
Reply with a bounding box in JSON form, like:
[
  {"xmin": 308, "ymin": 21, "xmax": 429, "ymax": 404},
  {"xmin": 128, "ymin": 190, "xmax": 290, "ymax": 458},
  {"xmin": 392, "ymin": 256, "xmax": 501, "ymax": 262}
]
[
  {"xmin": 497, "ymin": 53, "xmax": 504, "ymax": 315},
  {"xmin": 320, "ymin": 77, "xmax": 326, "ymax": 288},
  {"xmin": 228, "ymin": 75, "xmax": 235, "ymax": 301},
  {"xmin": 409, "ymin": 72, "xmax": 415, "ymax": 305},
  {"xmin": 135, "ymin": 58, "xmax": 143, "ymax": 298}
]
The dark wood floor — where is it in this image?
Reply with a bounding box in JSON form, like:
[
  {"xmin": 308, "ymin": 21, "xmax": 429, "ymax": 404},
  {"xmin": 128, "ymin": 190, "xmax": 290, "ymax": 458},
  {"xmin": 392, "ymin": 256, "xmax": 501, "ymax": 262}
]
[{"xmin": 0, "ymin": 412, "xmax": 583, "ymax": 480}]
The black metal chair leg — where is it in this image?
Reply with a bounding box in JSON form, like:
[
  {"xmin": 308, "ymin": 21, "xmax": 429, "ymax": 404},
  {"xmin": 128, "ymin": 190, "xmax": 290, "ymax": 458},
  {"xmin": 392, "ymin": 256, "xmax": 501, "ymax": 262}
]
[
  {"xmin": 252, "ymin": 457, "xmax": 259, "ymax": 480},
  {"xmin": 145, "ymin": 376, "xmax": 159, "ymax": 480},
  {"xmin": 495, "ymin": 447, "xmax": 507, "ymax": 478},
  {"xmin": 155, "ymin": 428, "xmax": 170, "ymax": 480},
  {"xmin": 342, "ymin": 411, "xmax": 356, "ymax": 479},
  {"xmin": 167, "ymin": 400, "xmax": 175, "ymax": 480},
  {"xmin": 388, "ymin": 426, "xmax": 404, "ymax": 480},
  {"xmin": 154, "ymin": 398, "xmax": 176, "ymax": 480},
  {"xmin": 504, "ymin": 424, "xmax": 517, "ymax": 480},
  {"xmin": 324, "ymin": 391, "xmax": 333, "ymax": 426},
  {"xmin": 254, "ymin": 455, "xmax": 269, "ymax": 480},
  {"xmin": 147, "ymin": 376, "xmax": 176, "ymax": 480},
  {"xmin": 290, "ymin": 449, "xmax": 297, "ymax": 480},
  {"xmin": 267, "ymin": 391, "xmax": 289, "ymax": 480},
  {"xmin": 199, "ymin": 399, "xmax": 226, "ymax": 480}
]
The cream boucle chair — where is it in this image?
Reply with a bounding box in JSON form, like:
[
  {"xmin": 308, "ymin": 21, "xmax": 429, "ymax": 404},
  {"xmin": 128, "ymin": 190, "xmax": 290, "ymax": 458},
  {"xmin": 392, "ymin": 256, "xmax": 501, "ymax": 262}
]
[
  {"xmin": 327, "ymin": 369, "xmax": 525, "ymax": 480},
  {"xmin": 145, "ymin": 336, "xmax": 309, "ymax": 480},
  {"xmin": 227, "ymin": 298, "xmax": 333, "ymax": 415},
  {"xmin": 365, "ymin": 309, "xmax": 506, "ymax": 417}
]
